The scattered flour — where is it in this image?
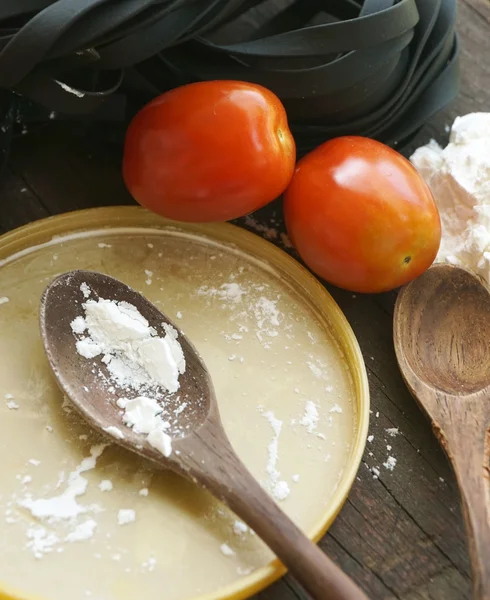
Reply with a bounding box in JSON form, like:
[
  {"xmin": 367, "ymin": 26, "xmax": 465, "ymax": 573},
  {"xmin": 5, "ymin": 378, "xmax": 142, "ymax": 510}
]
[
  {"xmin": 117, "ymin": 509, "xmax": 136, "ymax": 525},
  {"xmin": 6, "ymin": 400, "xmax": 19, "ymax": 410},
  {"xmin": 383, "ymin": 456, "xmax": 397, "ymax": 471},
  {"xmin": 232, "ymin": 520, "xmax": 248, "ymax": 536},
  {"xmin": 65, "ymin": 519, "xmax": 97, "ymax": 542},
  {"xmin": 242, "ymin": 215, "xmax": 294, "ymax": 251},
  {"xmin": 280, "ymin": 232, "xmax": 293, "ymax": 249},
  {"xmin": 254, "ymin": 297, "xmax": 280, "ymax": 329},
  {"xmin": 117, "ymin": 397, "xmax": 172, "ymax": 457},
  {"xmin": 243, "ymin": 215, "xmax": 278, "ymax": 241},
  {"xmin": 386, "ymin": 428, "xmax": 400, "ymax": 437},
  {"xmin": 71, "ymin": 316, "xmax": 87, "ymax": 335},
  {"xmin": 118, "ymin": 397, "xmax": 168, "ymax": 433},
  {"xmin": 142, "ymin": 556, "xmax": 157, "ymax": 572},
  {"xmin": 308, "ymin": 362, "xmax": 323, "ymax": 378},
  {"xmin": 99, "ymin": 480, "xmax": 113, "ymax": 492},
  {"xmin": 19, "ymin": 444, "xmax": 106, "ymax": 558},
  {"xmin": 80, "ymin": 283, "xmax": 91, "ymax": 298},
  {"xmin": 273, "ymin": 481, "xmax": 290, "ymax": 501},
  {"xmin": 300, "ymin": 400, "xmax": 319, "ymax": 433},
  {"xmin": 220, "ymin": 543, "xmax": 235, "ymax": 557},
  {"xmin": 0, "ymin": 296, "xmax": 9, "ymax": 305},
  {"xmin": 197, "ymin": 280, "xmax": 283, "ymax": 348},
  {"xmin": 197, "ymin": 283, "xmax": 245, "ymax": 303},
  {"xmin": 104, "ymin": 426, "xmax": 124, "ymax": 440},
  {"xmin": 19, "ymin": 444, "xmax": 107, "ymax": 521},
  {"xmin": 260, "ymin": 410, "xmax": 289, "ymax": 501},
  {"xmin": 147, "ymin": 428, "xmax": 173, "ymax": 458},
  {"xmin": 262, "ymin": 410, "xmax": 282, "ymax": 482},
  {"xmin": 26, "ymin": 527, "xmax": 59, "ymax": 559},
  {"xmin": 138, "ymin": 488, "xmax": 149, "ymax": 497}
]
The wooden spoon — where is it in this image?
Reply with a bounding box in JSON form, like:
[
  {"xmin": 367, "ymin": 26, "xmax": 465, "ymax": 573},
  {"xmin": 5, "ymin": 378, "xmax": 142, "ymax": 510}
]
[
  {"xmin": 394, "ymin": 263, "xmax": 490, "ymax": 600},
  {"xmin": 40, "ymin": 270, "xmax": 368, "ymax": 600}
]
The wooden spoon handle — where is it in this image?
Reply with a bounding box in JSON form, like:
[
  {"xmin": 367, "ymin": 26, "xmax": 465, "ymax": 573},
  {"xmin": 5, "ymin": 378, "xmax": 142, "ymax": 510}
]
[
  {"xmin": 183, "ymin": 429, "xmax": 369, "ymax": 600},
  {"xmin": 221, "ymin": 468, "xmax": 368, "ymax": 600},
  {"xmin": 444, "ymin": 415, "xmax": 490, "ymax": 600}
]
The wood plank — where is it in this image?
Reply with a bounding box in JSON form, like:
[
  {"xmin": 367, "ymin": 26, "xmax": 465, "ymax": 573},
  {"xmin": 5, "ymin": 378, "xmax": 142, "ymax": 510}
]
[
  {"xmin": 0, "ymin": 165, "xmax": 49, "ymax": 233},
  {"xmin": 402, "ymin": 567, "xmax": 472, "ymax": 600},
  {"xmin": 462, "ymin": 0, "xmax": 490, "ymax": 22},
  {"xmin": 8, "ymin": 124, "xmax": 134, "ymax": 215}
]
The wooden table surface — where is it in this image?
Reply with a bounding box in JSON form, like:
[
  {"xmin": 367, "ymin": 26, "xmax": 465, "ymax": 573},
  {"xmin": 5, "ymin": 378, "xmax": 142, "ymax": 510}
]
[{"xmin": 1, "ymin": 2, "xmax": 489, "ymax": 599}]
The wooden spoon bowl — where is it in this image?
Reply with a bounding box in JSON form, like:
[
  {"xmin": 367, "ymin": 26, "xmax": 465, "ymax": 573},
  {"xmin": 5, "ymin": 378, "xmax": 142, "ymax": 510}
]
[
  {"xmin": 394, "ymin": 263, "xmax": 490, "ymax": 600},
  {"xmin": 40, "ymin": 270, "xmax": 213, "ymax": 464}
]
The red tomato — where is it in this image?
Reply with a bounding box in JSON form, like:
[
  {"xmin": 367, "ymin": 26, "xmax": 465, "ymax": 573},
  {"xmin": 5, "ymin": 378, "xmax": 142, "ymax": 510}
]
[
  {"xmin": 122, "ymin": 81, "xmax": 296, "ymax": 222},
  {"xmin": 283, "ymin": 137, "xmax": 441, "ymax": 293}
]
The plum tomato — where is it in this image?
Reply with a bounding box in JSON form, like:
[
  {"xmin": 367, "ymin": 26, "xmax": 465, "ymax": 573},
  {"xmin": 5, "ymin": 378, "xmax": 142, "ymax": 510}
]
[
  {"xmin": 283, "ymin": 136, "xmax": 441, "ymax": 293},
  {"xmin": 122, "ymin": 80, "xmax": 296, "ymax": 223}
]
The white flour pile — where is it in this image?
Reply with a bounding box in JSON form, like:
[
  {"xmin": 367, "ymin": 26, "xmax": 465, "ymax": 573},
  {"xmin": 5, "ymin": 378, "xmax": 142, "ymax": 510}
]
[
  {"xmin": 410, "ymin": 112, "xmax": 490, "ymax": 282},
  {"xmin": 70, "ymin": 283, "xmax": 187, "ymax": 458},
  {"xmin": 74, "ymin": 296, "xmax": 185, "ymax": 393}
]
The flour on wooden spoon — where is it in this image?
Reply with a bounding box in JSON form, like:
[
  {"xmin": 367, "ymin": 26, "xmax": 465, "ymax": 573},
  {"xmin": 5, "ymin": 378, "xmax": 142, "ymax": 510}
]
[{"xmin": 70, "ymin": 284, "xmax": 187, "ymax": 458}]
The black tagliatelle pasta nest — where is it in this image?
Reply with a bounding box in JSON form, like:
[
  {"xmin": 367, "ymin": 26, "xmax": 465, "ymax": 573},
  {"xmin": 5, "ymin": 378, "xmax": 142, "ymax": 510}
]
[{"xmin": 0, "ymin": 0, "xmax": 459, "ymax": 173}]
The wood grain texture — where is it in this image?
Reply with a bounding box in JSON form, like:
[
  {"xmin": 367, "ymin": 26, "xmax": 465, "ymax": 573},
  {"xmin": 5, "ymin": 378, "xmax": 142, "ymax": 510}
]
[
  {"xmin": 462, "ymin": 0, "xmax": 490, "ymax": 22},
  {"xmin": 1, "ymin": 1, "xmax": 488, "ymax": 598},
  {"xmin": 0, "ymin": 165, "xmax": 49, "ymax": 233}
]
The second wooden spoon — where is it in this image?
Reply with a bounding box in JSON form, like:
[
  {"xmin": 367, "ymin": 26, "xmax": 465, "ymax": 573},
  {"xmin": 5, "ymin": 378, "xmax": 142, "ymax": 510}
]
[{"xmin": 394, "ymin": 263, "xmax": 490, "ymax": 600}]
